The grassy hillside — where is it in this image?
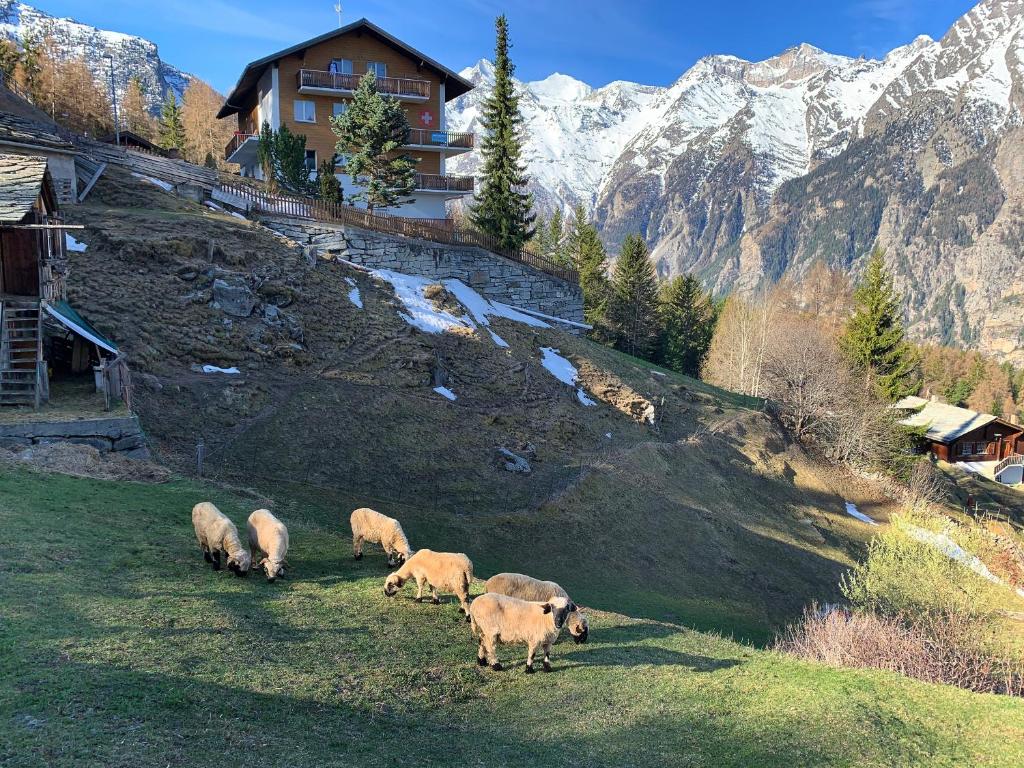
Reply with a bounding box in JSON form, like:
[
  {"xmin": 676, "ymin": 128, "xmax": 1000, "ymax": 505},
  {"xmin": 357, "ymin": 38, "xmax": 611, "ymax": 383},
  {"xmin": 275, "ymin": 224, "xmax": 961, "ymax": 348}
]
[
  {"xmin": 1, "ymin": 468, "xmax": 1022, "ymax": 768},
  {"xmin": 60, "ymin": 170, "xmax": 898, "ymax": 638}
]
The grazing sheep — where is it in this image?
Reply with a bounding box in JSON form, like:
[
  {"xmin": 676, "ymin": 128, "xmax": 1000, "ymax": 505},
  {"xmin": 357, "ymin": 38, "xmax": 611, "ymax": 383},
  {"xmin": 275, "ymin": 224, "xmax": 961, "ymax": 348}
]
[
  {"xmin": 469, "ymin": 593, "xmax": 576, "ymax": 673},
  {"xmin": 383, "ymin": 549, "xmax": 472, "ymax": 618},
  {"xmin": 191, "ymin": 502, "xmax": 251, "ymax": 577},
  {"xmin": 349, "ymin": 507, "xmax": 412, "ymax": 567},
  {"xmin": 247, "ymin": 508, "xmax": 289, "ymax": 582},
  {"xmin": 484, "ymin": 572, "xmax": 589, "ymax": 644}
]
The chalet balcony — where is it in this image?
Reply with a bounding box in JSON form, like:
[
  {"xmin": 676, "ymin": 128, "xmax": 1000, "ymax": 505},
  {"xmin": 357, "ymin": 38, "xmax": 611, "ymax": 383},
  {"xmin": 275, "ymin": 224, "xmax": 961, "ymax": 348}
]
[
  {"xmin": 404, "ymin": 129, "xmax": 474, "ymax": 155},
  {"xmin": 225, "ymin": 132, "xmax": 259, "ymax": 164},
  {"xmin": 414, "ymin": 173, "xmax": 473, "ymax": 194},
  {"xmin": 297, "ymin": 69, "xmax": 430, "ymax": 101}
]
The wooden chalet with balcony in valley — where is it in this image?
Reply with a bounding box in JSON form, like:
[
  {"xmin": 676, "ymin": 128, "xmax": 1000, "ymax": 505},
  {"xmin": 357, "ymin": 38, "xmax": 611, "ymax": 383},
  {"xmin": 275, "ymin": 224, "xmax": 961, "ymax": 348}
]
[
  {"xmin": 894, "ymin": 396, "xmax": 1024, "ymax": 484},
  {"xmin": 0, "ymin": 154, "xmax": 124, "ymax": 410},
  {"xmin": 217, "ymin": 18, "xmax": 476, "ymax": 219}
]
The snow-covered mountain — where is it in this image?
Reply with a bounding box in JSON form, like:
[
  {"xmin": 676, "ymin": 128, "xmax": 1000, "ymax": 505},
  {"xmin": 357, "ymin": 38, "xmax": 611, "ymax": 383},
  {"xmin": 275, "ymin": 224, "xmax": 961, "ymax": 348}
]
[
  {"xmin": 0, "ymin": 1, "xmax": 191, "ymax": 112},
  {"xmin": 449, "ymin": 0, "xmax": 1024, "ymax": 364}
]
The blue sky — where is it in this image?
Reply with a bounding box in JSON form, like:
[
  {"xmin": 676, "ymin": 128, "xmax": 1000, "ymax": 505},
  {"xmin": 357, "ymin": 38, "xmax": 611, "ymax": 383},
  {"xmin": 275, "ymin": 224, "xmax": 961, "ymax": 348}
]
[{"xmin": 40, "ymin": 0, "xmax": 977, "ymax": 93}]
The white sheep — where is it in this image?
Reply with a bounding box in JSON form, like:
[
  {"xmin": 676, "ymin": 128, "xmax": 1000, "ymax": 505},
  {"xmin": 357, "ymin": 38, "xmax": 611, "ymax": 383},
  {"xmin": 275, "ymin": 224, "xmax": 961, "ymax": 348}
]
[
  {"xmin": 247, "ymin": 508, "xmax": 289, "ymax": 582},
  {"xmin": 383, "ymin": 549, "xmax": 473, "ymax": 619},
  {"xmin": 349, "ymin": 507, "xmax": 413, "ymax": 567},
  {"xmin": 484, "ymin": 572, "xmax": 589, "ymax": 644},
  {"xmin": 191, "ymin": 502, "xmax": 251, "ymax": 577},
  {"xmin": 469, "ymin": 593, "xmax": 576, "ymax": 673}
]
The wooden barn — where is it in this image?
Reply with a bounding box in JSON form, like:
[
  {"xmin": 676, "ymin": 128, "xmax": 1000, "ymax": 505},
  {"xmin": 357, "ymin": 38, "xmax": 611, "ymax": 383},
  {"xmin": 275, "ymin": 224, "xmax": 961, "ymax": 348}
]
[{"xmin": 0, "ymin": 153, "xmax": 123, "ymax": 409}]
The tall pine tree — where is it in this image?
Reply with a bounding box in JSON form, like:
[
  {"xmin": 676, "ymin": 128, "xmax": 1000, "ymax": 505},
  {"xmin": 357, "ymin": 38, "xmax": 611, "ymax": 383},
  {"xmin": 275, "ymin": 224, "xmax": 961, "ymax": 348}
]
[
  {"xmin": 658, "ymin": 274, "xmax": 716, "ymax": 376},
  {"xmin": 566, "ymin": 203, "xmax": 611, "ymax": 335},
  {"xmin": 607, "ymin": 233, "xmax": 660, "ymax": 359},
  {"xmin": 842, "ymin": 246, "xmax": 919, "ymax": 400},
  {"xmin": 470, "ymin": 15, "xmax": 535, "ymax": 250},
  {"xmin": 332, "ymin": 72, "xmax": 417, "ymax": 211},
  {"xmin": 158, "ymin": 92, "xmax": 186, "ymax": 151}
]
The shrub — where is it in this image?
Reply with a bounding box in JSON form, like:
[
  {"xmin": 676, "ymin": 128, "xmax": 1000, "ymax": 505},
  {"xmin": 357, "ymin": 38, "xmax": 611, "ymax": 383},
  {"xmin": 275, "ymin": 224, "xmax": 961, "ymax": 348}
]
[{"xmin": 775, "ymin": 607, "xmax": 1024, "ymax": 696}]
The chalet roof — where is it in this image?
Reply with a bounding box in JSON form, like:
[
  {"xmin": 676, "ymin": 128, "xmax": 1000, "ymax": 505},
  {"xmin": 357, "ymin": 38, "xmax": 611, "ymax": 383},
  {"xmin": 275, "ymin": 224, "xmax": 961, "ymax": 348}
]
[
  {"xmin": 892, "ymin": 396, "xmax": 1020, "ymax": 443},
  {"xmin": 0, "ymin": 153, "xmax": 49, "ymax": 223},
  {"xmin": 217, "ymin": 17, "xmax": 474, "ymax": 119},
  {"xmin": 0, "ymin": 111, "xmax": 75, "ymax": 153}
]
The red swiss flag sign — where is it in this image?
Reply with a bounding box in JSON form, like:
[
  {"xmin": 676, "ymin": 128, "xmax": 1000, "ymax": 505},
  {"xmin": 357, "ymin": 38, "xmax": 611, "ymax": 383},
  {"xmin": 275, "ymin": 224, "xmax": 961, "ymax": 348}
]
[{"xmin": 419, "ymin": 110, "xmax": 435, "ymax": 127}]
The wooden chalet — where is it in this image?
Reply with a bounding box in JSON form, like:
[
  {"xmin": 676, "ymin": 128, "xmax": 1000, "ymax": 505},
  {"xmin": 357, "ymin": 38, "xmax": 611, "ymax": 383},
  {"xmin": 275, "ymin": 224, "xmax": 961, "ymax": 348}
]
[
  {"xmin": 0, "ymin": 153, "xmax": 123, "ymax": 409},
  {"xmin": 217, "ymin": 18, "xmax": 475, "ymax": 219},
  {"xmin": 895, "ymin": 396, "xmax": 1024, "ymax": 483}
]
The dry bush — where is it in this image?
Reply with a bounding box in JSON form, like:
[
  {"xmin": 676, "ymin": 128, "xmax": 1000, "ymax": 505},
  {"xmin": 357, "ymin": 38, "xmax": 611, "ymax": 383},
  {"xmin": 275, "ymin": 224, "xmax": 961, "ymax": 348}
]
[{"xmin": 776, "ymin": 606, "xmax": 1024, "ymax": 696}]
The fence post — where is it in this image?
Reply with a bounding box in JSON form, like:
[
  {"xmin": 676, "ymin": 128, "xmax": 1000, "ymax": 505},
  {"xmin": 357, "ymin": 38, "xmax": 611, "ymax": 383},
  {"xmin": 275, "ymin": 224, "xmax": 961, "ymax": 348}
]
[{"xmin": 196, "ymin": 439, "xmax": 205, "ymax": 477}]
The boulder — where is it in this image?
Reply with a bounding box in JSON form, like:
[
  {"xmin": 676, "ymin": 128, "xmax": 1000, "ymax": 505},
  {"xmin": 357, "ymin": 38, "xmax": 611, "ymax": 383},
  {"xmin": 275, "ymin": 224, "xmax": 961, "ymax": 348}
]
[
  {"xmin": 212, "ymin": 278, "xmax": 256, "ymax": 317},
  {"xmin": 497, "ymin": 447, "xmax": 532, "ymax": 475}
]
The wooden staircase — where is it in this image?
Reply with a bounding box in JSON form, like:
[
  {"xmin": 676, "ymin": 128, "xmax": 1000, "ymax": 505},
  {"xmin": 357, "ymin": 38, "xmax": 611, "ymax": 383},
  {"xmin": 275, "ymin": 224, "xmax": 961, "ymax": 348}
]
[{"xmin": 0, "ymin": 299, "xmax": 42, "ymax": 407}]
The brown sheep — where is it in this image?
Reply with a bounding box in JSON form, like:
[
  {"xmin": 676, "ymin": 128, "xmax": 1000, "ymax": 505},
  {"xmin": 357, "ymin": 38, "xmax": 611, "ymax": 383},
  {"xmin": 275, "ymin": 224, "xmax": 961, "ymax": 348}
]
[
  {"xmin": 349, "ymin": 507, "xmax": 412, "ymax": 567},
  {"xmin": 247, "ymin": 508, "xmax": 289, "ymax": 582},
  {"xmin": 191, "ymin": 502, "xmax": 251, "ymax": 577},
  {"xmin": 383, "ymin": 549, "xmax": 472, "ymax": 619},
  {"xmin": 469, "ymin": 593, "xmax": 576, "ymax": 673},
  {"xmin": 484, "ymin": 572, "xmax": 589, "ymax": 643}
]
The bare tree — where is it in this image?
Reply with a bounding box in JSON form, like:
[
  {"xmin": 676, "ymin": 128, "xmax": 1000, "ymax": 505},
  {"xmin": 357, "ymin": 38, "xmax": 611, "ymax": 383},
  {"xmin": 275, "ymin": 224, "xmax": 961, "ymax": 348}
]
[{"xmin": 703, "ymin": 287, "xmax": 783, "ymax": 397}]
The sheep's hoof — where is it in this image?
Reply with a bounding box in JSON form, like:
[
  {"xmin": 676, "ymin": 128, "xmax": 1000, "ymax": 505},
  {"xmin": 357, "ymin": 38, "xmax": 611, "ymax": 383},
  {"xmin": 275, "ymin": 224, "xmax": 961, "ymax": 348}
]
[
  {"xmin": 211, "ymin": 562, "xmax": 222, "ymax": 571},
  {"xmin": 203, "ymin": 551, "xmax": 213, "ymax": 563},
  {"xmin": 477, "ymin": 656, "xmax": 487, "ymax": 667},
  {"xmin": 464, "ymin": 615, "xmax": 472, "ymax": 624},
  {"xmin": 432, "ymin": 597, "xmax": 441, "ymax": 605},
  {"xmin": 491, "ymin": 663, "xmax": 503, "ymax": 672},
  {"xmin": 543, "ymin": 661, "xmax": 553, "ymax": 673},
  {"xmin": 353, "ymin": 552, "xmax": 363, "ymax": 560},
  {"xmin": 525, "ymin": 664, "xmax": 535, "ymax": 674}
]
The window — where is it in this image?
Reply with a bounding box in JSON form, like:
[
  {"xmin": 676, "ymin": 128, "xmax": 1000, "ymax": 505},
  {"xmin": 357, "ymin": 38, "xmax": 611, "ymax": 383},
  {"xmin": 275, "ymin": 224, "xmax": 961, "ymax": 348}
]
[
  {"xmin": 329, "ymin": 58, "xmax": 353, "ymax": 75},
  {"xmin": 304, "ymin": 150, "xmax": 317, "ymax": 173},
  {"xmin": 366, "ymin": 61, "xmax": 387, "ymax": 78},
  {"xmin": 294, "ymin": 99, "xmax": 316, "ymax": 123},
  {"xmin": 333, "ymin": 152, "xmax": 350, "ymax": 168},
  {"xmin": 333, "ymin": 102, "xmax": 348, "ymax": 118}
]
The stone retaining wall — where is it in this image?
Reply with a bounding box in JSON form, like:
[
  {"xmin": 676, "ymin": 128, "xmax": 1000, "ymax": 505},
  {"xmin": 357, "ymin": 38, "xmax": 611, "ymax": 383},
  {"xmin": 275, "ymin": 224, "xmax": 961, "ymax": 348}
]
[
  {"xmin": 0, "ymin": 416, "xmax": 149, "ymax": 459},
  {"xmin": 259, "ymin": 215, "xmax": 584, "ymax": 324}
]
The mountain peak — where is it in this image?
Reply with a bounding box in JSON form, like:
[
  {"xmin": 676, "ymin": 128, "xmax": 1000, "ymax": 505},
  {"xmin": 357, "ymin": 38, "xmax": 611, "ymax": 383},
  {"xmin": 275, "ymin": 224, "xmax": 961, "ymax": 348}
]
[{"xmin": 527, "ymin": 72, "xmax": 593, "ymax": 102}]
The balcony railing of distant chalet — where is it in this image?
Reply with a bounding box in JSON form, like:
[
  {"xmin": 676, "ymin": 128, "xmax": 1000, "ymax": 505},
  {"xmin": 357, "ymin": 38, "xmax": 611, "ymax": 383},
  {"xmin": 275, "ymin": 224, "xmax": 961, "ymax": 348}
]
[
  {"xmin": 217, "ymin": 183, "xmax": 579, "ymax": 285},
  {"xmin": 298, "ymin": 69, "xmax": 431, "ymax": 99},
  {"xmin": 225, "ymin": 132, "xmax": 258, "ymax": 160},
  {"xmin": 406, "ymin": 129, "xmax": 474, "ymax": 150},
  {"xmin": 414, "ymin": 173, "xmax": 473, "ymax": 192}
]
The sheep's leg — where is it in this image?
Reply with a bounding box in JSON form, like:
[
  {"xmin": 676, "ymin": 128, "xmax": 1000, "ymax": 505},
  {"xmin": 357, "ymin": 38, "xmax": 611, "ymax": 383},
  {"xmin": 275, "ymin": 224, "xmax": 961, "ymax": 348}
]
[
  {"xmin": 525, "ymin": 641, "xmax": 539, "ymax": 674},
  {"xmin": 486, "ymin": 635, "xmax": 502, "ymax": 671},
  {"xmin": 457, "ymin": 592, "xmax": 472, "ymax": 621},
  {"xmin": 476, "ymin": 639, "xmax": 488, "ymax": 667},
  {"xmin": 211, "ymin": 549, "xmax": 222, "ymax": 571},
  {"xmin": 352, "ymin": 534, "xmax": 363, "ymax": 560},
  {"xmin": 415, "ymin": 577, "xmax": 425, "ymax": 601},
  {"xmin": 384, "ymin": 546, "xmax": 395, "ymax": 567},
  {"xmin": 542, "ymin": 642, "xmax": 553, "ymax": 673},
  {"xmin": 430, "ymin": 585, "xmax": 441, "ymax": 605},
  {"xmin": 201, "ymin": 544, "xmax": 213, "ymax": 564}
]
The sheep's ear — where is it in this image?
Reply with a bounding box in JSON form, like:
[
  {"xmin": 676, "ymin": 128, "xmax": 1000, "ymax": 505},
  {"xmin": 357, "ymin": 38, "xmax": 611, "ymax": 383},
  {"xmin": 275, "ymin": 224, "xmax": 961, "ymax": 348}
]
[
  {"xmin": 568, "ymin": 602, "xmax": 578, "ymax": 612},
  {"xmin": 542, "ymin": 603, "xmax": 552, "ymax": 614}
]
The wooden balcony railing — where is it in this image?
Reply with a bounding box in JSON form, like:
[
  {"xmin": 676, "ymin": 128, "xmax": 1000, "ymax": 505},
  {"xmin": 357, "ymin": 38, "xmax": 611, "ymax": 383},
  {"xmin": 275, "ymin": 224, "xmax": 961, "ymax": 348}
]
[
  {"xmin": 415, "ymin": 173, "xmax": 474, "ymax": 192},
  {"xmin": 216, "ymin": 183, "xmax": 579, "ymax": 285},
  {"xmin": 224, "ymin": 132, "xmax": 258, "ymax": 161},
  {"xmin": 298, "ymin": 69, "xmax": 430, "ymax": 99},
  {"xmin": 405, "ymin": 129, "xmax": 474, "ymax": 150}
]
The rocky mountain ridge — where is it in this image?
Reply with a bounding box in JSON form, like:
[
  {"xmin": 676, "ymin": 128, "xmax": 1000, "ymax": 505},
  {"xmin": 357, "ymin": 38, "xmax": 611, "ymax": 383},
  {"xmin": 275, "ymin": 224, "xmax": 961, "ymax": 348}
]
[{"xmin": 0, "ymin": 1, "xmax": 191, "ymax": 113}]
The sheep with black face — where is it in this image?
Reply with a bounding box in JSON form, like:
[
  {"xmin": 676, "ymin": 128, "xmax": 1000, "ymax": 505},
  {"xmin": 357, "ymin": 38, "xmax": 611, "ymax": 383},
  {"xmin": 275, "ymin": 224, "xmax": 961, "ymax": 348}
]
[
  {"xmin": 383, "ymin": 549, "xmax": 472, "ymax": 619},
  {"xmin": 191, "ymin": 502, "xmax": 251, "ymax": 577},
  {"xmin": 349, "ymin": 507, "xmax": 412, "ymax": 567},
  {"xmin": 469, "ymin": 593, "xmax": 576, "ymax": 673},
  {"xmin": 483, "ymin": 572, "xmax": 589, "ymax": 644}
]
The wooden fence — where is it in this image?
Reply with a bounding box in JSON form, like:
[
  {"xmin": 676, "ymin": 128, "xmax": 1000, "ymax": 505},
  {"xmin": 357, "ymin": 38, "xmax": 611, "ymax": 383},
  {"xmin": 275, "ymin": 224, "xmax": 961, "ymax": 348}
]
[{"xmin": 217, "ymin": 183, "xmax": 579, "ymax": 285}]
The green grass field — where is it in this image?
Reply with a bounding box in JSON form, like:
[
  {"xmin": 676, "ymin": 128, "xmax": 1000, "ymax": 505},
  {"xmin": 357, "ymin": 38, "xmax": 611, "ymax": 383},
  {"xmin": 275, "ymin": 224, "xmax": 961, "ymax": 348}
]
[{"xmin": 2, "ymin": 468, "xmax": 1023, "ymax": 767}]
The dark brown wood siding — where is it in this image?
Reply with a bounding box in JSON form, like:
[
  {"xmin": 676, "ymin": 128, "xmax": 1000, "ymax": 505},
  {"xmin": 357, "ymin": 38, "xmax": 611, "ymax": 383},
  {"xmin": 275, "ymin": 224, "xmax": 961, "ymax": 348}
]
[
  {"xmin": 944, "ymin": 421, "xmax": 1024, "ymax": 462},
  {"xmin": 0, "ymin": 227, "xmax": 40, "ymax": 296}
]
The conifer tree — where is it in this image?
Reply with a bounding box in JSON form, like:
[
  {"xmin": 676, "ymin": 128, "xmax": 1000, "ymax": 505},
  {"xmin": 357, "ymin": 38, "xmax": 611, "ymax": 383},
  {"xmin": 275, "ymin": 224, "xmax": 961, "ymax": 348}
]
[
  {"xmin": 658, "ymin": 274, "xmax": 715, "ymax": 376},
  {"xmin": 607, "ymin": 233, "xmax": 660, "ymax": 359},
  {"xmin": 331, "ymin": 72, "xmax": 417, "ymax": 211},
  {"xmin": 566, "ymin": 203, "xmax": 611, "ymax": 333},
  {"xmin": 0, "ymin": 39, "xmax": 19, "ymax": 80},
  {"xmin": 318, "ymin": 158, "xmax": 342, "ymax": 203},
  {"xmin": 470, "ymin": 15, "xmax": 535, "ymax": 250},
  {"xmin": 547, "ymin": 207, "xmax": 567, "ymax": 266},
  {"xmin": 272, "ymin": 123, "xmax": 313, "ymax": 194},
  {"xmin": 158, "ymin": 92, "xmax": 186, "ymax": 150},
  {"xmin": 842, "ymin": 246, "xmax": 920, "ymax": 400}
]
